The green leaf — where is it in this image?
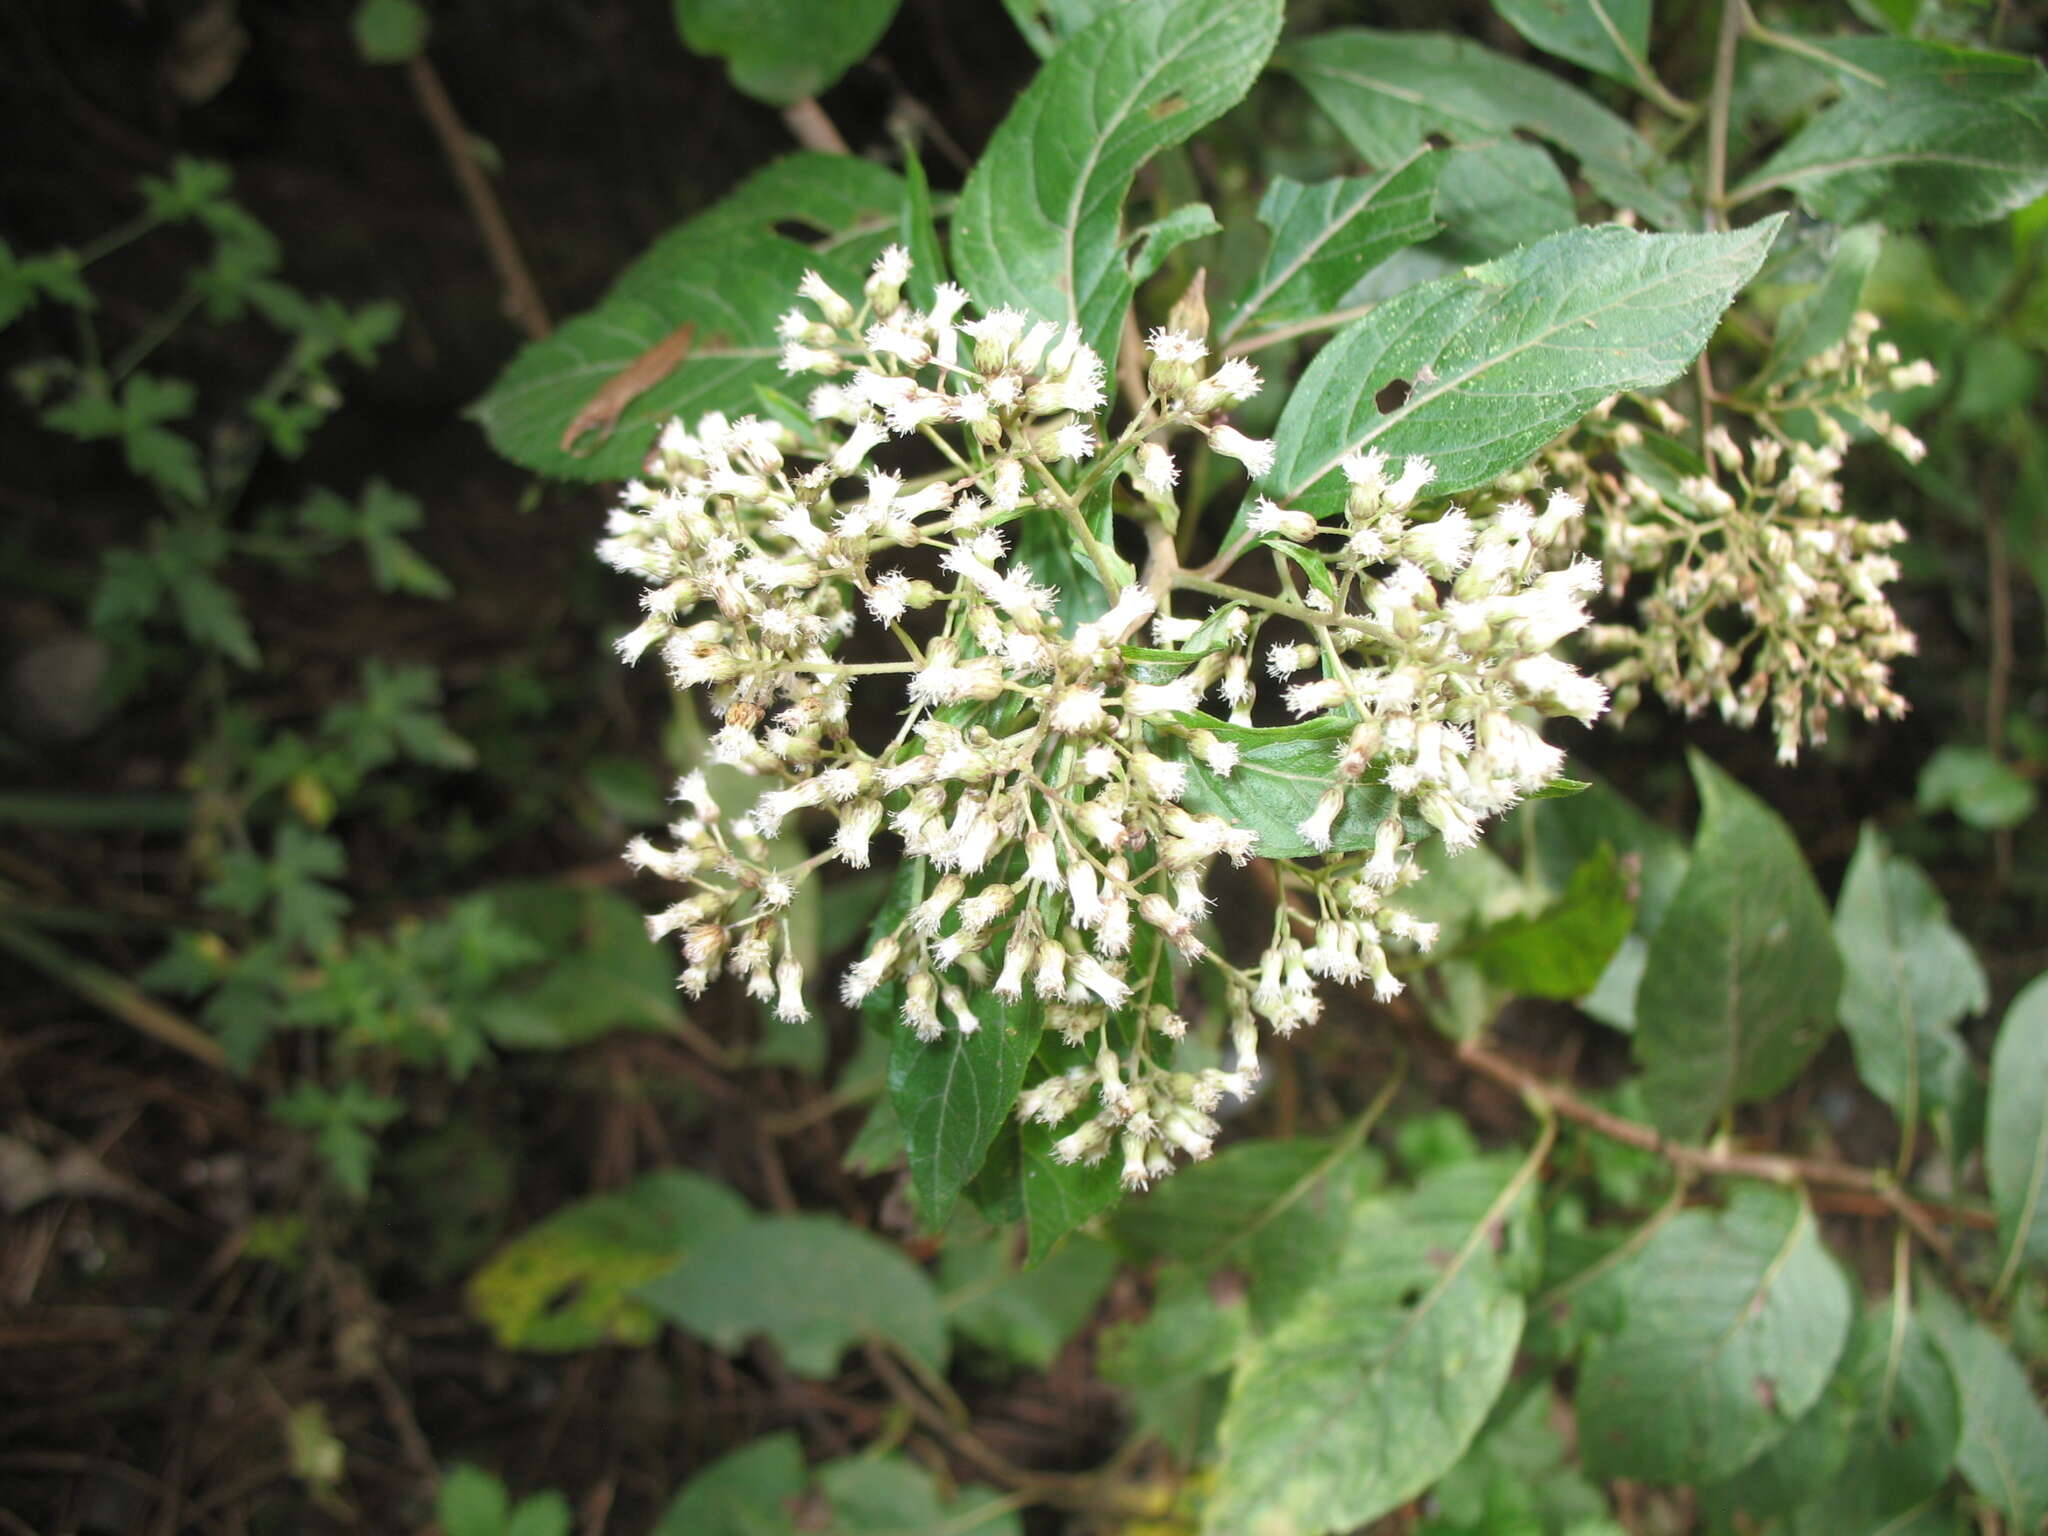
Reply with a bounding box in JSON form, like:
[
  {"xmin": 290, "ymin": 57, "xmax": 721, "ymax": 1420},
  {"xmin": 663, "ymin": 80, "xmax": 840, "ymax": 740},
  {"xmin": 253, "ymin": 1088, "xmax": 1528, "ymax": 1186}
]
[
  {"xmin": 1491, "ymin": 0, "xmax": 1653, "ymax": 91},
  {"xmin": 1920, "ymin": 1282, "xmax": 2048, "ymax": 1530},
  {"xmin": 897, "ymin": 138, "xmax": 947, "ymax": 311},
  {"xmin": 1833, "ymin": 824, "xmax": 1986, "ymax": 1133},
  {"xmin": 1633, "ymin": 751, "xmax": 1841, "ymax": 1141},
  {"xmin": 1169, "ymin": 712, "xmax": 1405, "ymax": 859},
  {"xmin": 1262, "ymin": 220, "xmax": 1782, "ymax": 521},
  {"xmin": 478, "ymin": 882, "xmax": 685, "ymax": 1050},
  {"xmin": 271, "ymin": 1081, "xmax": 402, "ymax": 1200},
  {"xmin": 1432, "ymin": 140, "xmax": 1577, "ymax": 261},
  {"xmin": 1020, "ymin": 1121, "xmax": 1123, "ymax": 1264},
  {"xmin": 1774, "ymin": 1302, "xmax": 1962, "ymax": 1534},
  {"xmin": 466, "ymin": 1170, "xmax": 753, "ymax": 1351},
  {"xmin": 999, "ymin": 0, "xmax": 1123, "ymax": 59},
  {"xmin": 1917, "ymin": 743, "xmax": 2038, "ymax": 830},
  {"xmin": 1740, "ymin": 53, "xmax": 2048, "ymax": 228},
  {"xmin": 1113, "ymin": 1135, "xmax": 1382, "ymax": 1322},
  {"xmin": 1764, "ymin": 223, "xmax": 1884, "ymax": 384},
  {"xmin": 637, "ymin": 1214, "xmax": 947, "ymax": 1377},
  {"xmin": 680, "ymin": 153, "xmax": 908, "ymax": 252},
  {"xmin": 1206, "ymin": 1158, "xmax": 1531, "ymax": 1536},
  {"xmin": 472, "ymin": 156, "xmax": 903, "ymax": 481},
  {"xmin": 1279, "ymin": 29, "xmax": 1688, "ymax": 230},
  {"xmin": 504, "ymin": 1493, "xmax": 571, "ymax": 1536},
  {"xmin": 1221, "ymin": 148, "xmax": 1443, "ymax": 342},
  {"xmin": 951, "ymin": 0, "xmax": 1282, "ymax": 364},
  {"xmin": 814, "ymin": 1458, "xmax": 1021, "ymax": 1536},
  {"xmin": 1466, "ymin": 844, "xmax": 1633, "ymax": 1000},
  {"xmin": 437, "ymin": 1465, "xmax": 509, "ymax": 1536},
  {"xmin": 1429, "ymin": 1385, "xmax": 1609, "ymax": 1533},
  {"xmin": 1100, "ymin": 1264, "xmax": 1248, "ymax": 1456},
  {"xmin": 1126, "ymin": 202, "xmax": 1223, "ymax": 288},
  {"xmin": 352, "ymin": 0, "xmax": 429, "ymax": 64},
  {"xmin": 1989, "ymin": 972, "xmax": 2048, "ymax": 1280},
  {"xmin": 890, "ymin": 989, "xmax": 1045, "ymax": 1229},
  {"xmin": 652, "ymin": 1433, "xmax": 807, "ymax": 1536},
  {"xmin": 1530, "ymin": 776, "xmax": 1690, "ymax": 934},
  {"xmin": 1701, "ymin": 1352, "xmax": 1860, "ymax": 1527},
  {"xmin": 673, "ymin": 0, "xmax": 899, "ymax": 106},
  {"xmin": 941, "ymin": 1230, "xmax": 1118, "ymax": 1370},
  {"xmin": 1576, "ymin": 1186, "xmax": 1852, "ymax": 1484}
]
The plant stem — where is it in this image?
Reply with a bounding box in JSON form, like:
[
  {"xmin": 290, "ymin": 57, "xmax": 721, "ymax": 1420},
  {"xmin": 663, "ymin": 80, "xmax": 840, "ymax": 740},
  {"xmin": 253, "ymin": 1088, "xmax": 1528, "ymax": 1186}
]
[
  {"xmin": 406, "ymin": 54, "xmax": 551, "ymax": 340},
  {"xmin": 1739, "ymin": 5, "xmax": 1883, "ymax": 85},
  {"xmin": 110, "ymin": 290, "xmax": 203, "ymax": 383},
  {"xmin": 1172, "ymin": 571, "xmax": 1346, "ymax": 629},
  {"xmin": 1223, "ymin": 302, "xmax": 1378, "ymax": 359},
  {"xmin": 1023, "ymin": 452, "xmax": 1124, "ymax": 589},
  {"xmin": 1704, "ymin": 0, "xmax": 1744, "ymax": 227},
  {"xmin": 781, "ymin": 97, "xmax": 849, "ymax": 155}
]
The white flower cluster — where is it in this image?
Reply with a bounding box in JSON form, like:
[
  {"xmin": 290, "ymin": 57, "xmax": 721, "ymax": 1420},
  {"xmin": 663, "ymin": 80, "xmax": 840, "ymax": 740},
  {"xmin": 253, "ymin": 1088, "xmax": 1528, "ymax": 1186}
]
[
  {"xmin": 600, "ymin": 247, "xmax": 1606, "ymax": 1188},
  {"xmin": 1525, "ymin": 315, "xmax": 1927, "ymax": 764}
]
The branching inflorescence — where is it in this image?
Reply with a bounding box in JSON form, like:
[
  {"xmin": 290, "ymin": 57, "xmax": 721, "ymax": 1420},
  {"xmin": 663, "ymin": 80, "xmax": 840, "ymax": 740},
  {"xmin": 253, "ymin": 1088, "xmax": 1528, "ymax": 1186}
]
[
  {"xmin": 596, "ymin": 245, "xmax": 1624, "ymax": 1189},
  {"xmin": 1527, "ymin": 312, "xmax": 1930, "ymax": 764}
]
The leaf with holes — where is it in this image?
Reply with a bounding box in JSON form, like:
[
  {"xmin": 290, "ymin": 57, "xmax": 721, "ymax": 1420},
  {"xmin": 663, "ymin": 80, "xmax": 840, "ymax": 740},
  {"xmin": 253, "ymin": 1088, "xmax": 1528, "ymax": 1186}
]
[
  {"xmin": 465, "ymin": 1171, "xmax": 753, "ymax": 1351},
  {"xmin": 1256, "ymin": 219, "xmax": 1780, "ymax": 539},
  {"xmin": 952, "ymin": 0, "xmax": 1282, "ymax": 364}
]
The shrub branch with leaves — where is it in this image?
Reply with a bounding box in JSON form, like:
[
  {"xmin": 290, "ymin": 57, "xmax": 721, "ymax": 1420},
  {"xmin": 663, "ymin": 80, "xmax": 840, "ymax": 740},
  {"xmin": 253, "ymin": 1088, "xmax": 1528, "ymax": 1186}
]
[{"xmin": 454, "ymin": 0, "xmax": 2048, "ymax": 1531}]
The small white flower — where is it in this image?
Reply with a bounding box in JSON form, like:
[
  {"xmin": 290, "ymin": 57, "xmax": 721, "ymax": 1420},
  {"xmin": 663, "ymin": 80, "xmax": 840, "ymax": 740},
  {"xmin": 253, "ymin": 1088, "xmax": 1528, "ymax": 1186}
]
[
  {"xmin": 1296, "ymin": 785, "xmax": 1346, "ymax": 852},
  {"xmin": 1053, "ymin": 422, "xmax": 1097, "ymax": 462},
  {"xmin": 1210, "ymin": 424, "xmax": 1276, "ymax": 479},
  {"xmin": 1146, "ymin": 327, "xmax": 1208, "ymax": 364},
  {"xmin": 1050, "ymin": 686, "xmax": 1110, "ymax": 735},
  {"xmin": 1132, "ymin": 441, "xmax": 1179, "ymax": 498},
  {"xmin": 871, "ymin": 243, "xmax": 912, "ymax": 287},
  {"xmin": 1208, "ymin": 357, "xmax": 1261, "ymax": 403},
  {"xmin": 1248, "ymin": 497, "xmax": 1318, "ymax": 542},
  {"xmin": 1387, "ymin": 455, "xmax": 1434, "ymax": 508}
]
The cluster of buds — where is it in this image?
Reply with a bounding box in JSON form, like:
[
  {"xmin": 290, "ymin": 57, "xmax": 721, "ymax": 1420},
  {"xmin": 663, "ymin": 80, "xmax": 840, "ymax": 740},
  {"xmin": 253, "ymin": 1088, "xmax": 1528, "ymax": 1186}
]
[
  {"xmin": 601, "ymin": 247, "xmax": 1605, "ymax": 1188},
  {"xmin": 1516, "ymin": 314, "xmax": 1928, "ymax": 763}
]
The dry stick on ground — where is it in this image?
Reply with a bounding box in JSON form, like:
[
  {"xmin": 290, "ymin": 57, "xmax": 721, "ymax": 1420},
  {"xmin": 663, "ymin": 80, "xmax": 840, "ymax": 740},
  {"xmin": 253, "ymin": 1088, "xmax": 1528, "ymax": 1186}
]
[
  {"xmin": 0, "ymin": 918, "xmax": 227, "ymax": 1071},
  {"xmin": 404, "ymin": 55, "xmax": 551, "ymax": 340}
]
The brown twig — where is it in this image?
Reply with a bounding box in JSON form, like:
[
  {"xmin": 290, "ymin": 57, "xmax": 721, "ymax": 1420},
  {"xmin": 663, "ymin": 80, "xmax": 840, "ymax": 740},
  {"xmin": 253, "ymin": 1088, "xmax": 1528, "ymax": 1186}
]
[
  {"xmin": 404, "ymin": 55, "xmax": 550, "ymax": 340},
  {"xmin": 1454, "ymin": 1037, "xmax": 1996, "ymax": 1236}
]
